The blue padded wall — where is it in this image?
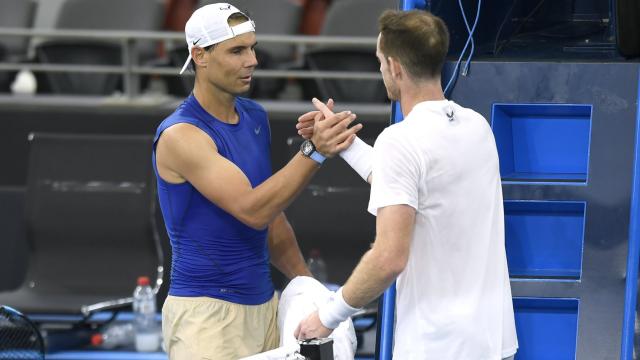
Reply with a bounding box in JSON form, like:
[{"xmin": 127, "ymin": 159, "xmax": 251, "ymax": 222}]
[
  {"xmin": 504, "ymin": 201, "xmax": 585, "ymax": 279},
  {"xmin": 513, "ymin": 298, "xmax": 579, "ymax": 360},
  {"xmin": 492, "ymin": 104, "xmax": 592, "ymax": 183},
  {"xmin": 448, "ymin": 61, "xmax": 640, "ymax": 359}
]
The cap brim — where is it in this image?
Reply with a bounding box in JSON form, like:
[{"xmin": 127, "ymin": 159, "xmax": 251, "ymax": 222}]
[{"xmin": 179, "ymin": 54, "xmax": 192, "ymax": 74}]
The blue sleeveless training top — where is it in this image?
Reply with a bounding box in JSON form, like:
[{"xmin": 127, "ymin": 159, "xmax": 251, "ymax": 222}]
[{"xmin": 152, "ymin": 94, "xmax": 274, "ymax": 305}]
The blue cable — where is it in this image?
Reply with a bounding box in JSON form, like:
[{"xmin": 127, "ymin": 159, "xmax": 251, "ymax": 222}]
[
  {"xmin": 458, "ymin": 1, "xmax": 475, "ymax": 76},
  {"xmin": 444, "ymin": 0, "xmax": 482, "ymax": 96},
  {"xmin": 444, "ymin": 0, "xmax": 481, "ymax": 93},
  {"xmin": 459, "ymin": 0, "xmax": 482, "ymax": 76}
]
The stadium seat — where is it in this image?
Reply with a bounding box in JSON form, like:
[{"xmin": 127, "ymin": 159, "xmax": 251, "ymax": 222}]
[
  {"xmin": 35, "ymin": 0, "xmax": 164, "ymax": 95},
  {"xmin": 35, "ymin": 42, "xmax": 122, "ymax": 95},
  {"xmin": 0, "ymin": 133, "xmax": 164, "ymax": 316},
  {"xmin": 300, "ymin": 0, "xmax": 396, "ymax": 103},
  {"xmin": 303, "ymin": 48, "xmax": 389, "ymax": 103}
]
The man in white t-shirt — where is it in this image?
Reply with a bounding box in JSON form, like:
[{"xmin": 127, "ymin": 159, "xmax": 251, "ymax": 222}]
[{"xmin": 294, "ymin": 10, "xmax": 518, "ymax": 360}]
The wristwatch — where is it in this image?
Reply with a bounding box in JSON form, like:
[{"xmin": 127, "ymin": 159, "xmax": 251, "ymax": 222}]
[{"xmin": 300, "ymin": 139, "xmax": 326, "ymax": 165}]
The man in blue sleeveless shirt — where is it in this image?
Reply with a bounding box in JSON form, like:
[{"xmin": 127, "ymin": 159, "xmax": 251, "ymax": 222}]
[{"xmin": 153, "ymin": 3, "xmax": 362, "ymax": 360}]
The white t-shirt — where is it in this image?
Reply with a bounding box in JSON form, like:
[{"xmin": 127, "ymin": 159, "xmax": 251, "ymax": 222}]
[{"xmin": 368, "ymin": 100, "xmax": 518, "ymax": 360}]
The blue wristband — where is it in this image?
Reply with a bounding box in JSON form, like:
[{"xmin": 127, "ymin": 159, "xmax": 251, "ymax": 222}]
[{"xmin": 310, "ymin": 151, "xmax": 326, "ymax": 165}]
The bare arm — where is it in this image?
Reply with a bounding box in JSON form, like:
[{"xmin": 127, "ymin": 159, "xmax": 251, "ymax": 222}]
[
  {"xmin": 268, "ymin": 212, "xmax": 312, "ymax": 279},
  {"xmin": 341, "ymin": 204, "xmax": 415, "ymax": 306},
  {"xmin": 156, "ymin": 109, "xmax": 361, "ymax": 230},
  {"xmin": 295, "ymin": 204, "xmax": 415, "ymax": 339}
]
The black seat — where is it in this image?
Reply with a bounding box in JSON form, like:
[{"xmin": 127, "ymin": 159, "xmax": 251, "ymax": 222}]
[
  {"xmin": 303, "ymin": 48, "xmax": 388, "ymax": 103},
  {"xmin": 0, "ymin": 133, "xmax": 163, "ymax": 316},
  {"xmin": 35, "ymin": 0, "xmax": 164, "ymax": 95},
  {"xmin": 35, "ymin": 42, "xmax": 122, "ymax": 95},
  {"xmin": 300, "ymin": 0, "xmax": 396, "ymax": 103}
]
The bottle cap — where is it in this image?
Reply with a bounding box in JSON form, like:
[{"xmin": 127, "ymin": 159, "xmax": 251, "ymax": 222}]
[
  {"xmin": 91, "ymin": 333, "xmax": 104, "ymax": 346},
  {"xmin": 137, "ymin": 276, "xmax": 150, "ymax": 286}
]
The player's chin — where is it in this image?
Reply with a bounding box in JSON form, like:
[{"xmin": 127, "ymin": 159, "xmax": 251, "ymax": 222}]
[
  {"xmin": 237, "ymin": 81, "xmax": 251, "ymax": 93},
  {"xmin": 232, "ymin": 84, "xmax": 251, "ymax": 96}
]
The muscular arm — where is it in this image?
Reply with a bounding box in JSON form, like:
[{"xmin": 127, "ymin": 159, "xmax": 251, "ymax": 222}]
[
  {"xmin": 268, "ymin": 212, "xmax": 312, "ymax": 279},
  {"xmin": 295, "ymin": 204, "xmax": 415, "ymax": 339},
  {"xmin": 341, "ymin": 204, "xmax": 415, "ymax": 307},
  {"xmin": 156, "ymin": 109, "xmax": 360, "ymax": 230}
]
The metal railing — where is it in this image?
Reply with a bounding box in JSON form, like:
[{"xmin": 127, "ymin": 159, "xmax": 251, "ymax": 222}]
[{"xmin": 0, "ymin": 28, "xmax": 381, "ymax": 98}]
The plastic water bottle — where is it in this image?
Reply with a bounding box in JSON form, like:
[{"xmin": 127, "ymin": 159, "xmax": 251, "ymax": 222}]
[
  {"xmin": 133, "ymin": 276, "xmax": 160, "ymax": 352},
  {"xmin": 307, "ymin": 249, "xmax": 328, "ymax": 284},
  {"xmin": 91, "ymin": 323, "xmax": 134, "ymax": 349}
]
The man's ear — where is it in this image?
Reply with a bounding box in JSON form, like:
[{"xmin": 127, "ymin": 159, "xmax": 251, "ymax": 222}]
[
  {"xmin": 388, "ymin": 57, "xmax": 403, "ymax": 80},
  {"xmin": 192, "ymin": 47, "xmax": 208, "ymax": 68}
]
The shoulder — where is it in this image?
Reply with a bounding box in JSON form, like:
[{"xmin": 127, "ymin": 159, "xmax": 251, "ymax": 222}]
[
  {"xmin": 157, "ymin": 101, "xmax": 200, "ymax": 131},
  {"xmin": 156, "ymin": 104, "xmax": 203, "ymax": 137},
  {"xmin": 158, "ymin": 123, "xmax": 217, "ymax": 157},
  {"xmin": 453, "ymin": 102, "xmax": 490, "ymax": 127},
  {"xmin": 375, "ymin": 123, "xmax": 409, "ymax": 149},
  {"xmin": 155, "ymin": 123, "xmax": 219, "ymax": 182},
  {"xmin": 161, "ymin": 122, "xmax": 212, "ymax": 143},
  {"xmin": 373, "ymin": 123, "xmax": 425, "ymax": 171}
]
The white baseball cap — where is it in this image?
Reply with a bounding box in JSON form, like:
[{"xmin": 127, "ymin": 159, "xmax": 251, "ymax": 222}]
[{"xmin": 180, "ymin": 3, "xmax": 256, "ymax": 74}]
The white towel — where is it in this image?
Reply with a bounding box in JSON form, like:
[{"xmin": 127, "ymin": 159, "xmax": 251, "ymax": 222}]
[
  {"xmin": 240, "ymin": 276, "xmax": 357, "ymax": 360},
  {"xmin": 278, "ymin": 276, "xmax": 357, "ymax": 360}
]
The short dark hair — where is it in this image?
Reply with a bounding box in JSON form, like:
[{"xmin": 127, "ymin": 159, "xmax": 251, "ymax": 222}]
[
  {"xmin": 188, "ymin": 12, "xmax": 251, "ymax": 73},
  {"xmin": 378, "ymin": 10, "xmax": 449, "ymax": 80}
]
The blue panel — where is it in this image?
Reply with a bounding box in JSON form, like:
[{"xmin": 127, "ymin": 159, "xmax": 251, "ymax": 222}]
[
  {"xmin": 28, "ymin": 312, "xmax": 162, "ymax": 323},
  {"xmin": 375, "ymin": 284, "xmax": 396, "ymax": 360},
  {"xmin": 400, "ymin": 0, "xmax": 427, "ymax": 10},
  {"xmin": 620, "ymin": 67, "xmax": 640, "ymax": 360},
  {"xmin": 504, "ymin": 201, "xmax": 585, "ymax": 279},
  {"xmin": 513, "ymin": 298, "xmax": 579, "ymax": 360},
  {"xmin": 491, "ymin": 104, "xmax": 592, "ymax": 184}
]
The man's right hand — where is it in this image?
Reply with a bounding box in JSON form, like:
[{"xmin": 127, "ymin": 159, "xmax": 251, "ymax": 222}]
[{"xmin": 309, "ymin": 98, "xmax": 362, "ymax": 157}]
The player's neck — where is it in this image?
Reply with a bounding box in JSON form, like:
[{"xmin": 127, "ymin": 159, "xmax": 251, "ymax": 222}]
[
  {"xmin": 192, "ymin": 80, "xmax": 238, "ymax": 124},
  {"xmin": 399, "ymin": 79, "xmax": 445, "ymax": 117}
]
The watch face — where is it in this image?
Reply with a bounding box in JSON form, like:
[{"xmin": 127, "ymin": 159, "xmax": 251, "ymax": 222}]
[{"xmin": 302, "ymin": 141, "xmax": 313, "ymax": 156}]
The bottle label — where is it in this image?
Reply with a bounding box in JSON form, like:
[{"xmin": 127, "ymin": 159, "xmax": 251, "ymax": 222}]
[{"xmin": 138, "ymin": 301, "xmax": 155, "ymax": 314}]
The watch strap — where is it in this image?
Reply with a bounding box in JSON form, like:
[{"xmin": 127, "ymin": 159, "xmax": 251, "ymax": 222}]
[{"xmin": 310, "ymin": 150, "xmax": 326, "ymax": 164}]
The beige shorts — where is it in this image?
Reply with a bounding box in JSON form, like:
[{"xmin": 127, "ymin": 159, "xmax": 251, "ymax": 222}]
[{"xmin": 162, "ymin": 294, "xmax": 279, "ymax": 360}]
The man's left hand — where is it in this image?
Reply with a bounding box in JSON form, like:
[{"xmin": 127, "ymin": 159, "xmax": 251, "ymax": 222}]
[{"xmin": 294, "ymin": 310, "xmax": 333, "ymax": 340}]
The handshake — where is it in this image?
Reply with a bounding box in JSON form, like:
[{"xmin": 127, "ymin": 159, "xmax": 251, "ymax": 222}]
[{"xmin": 296, "ymin": 98, "xmax": 373, "ymax": 182}]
